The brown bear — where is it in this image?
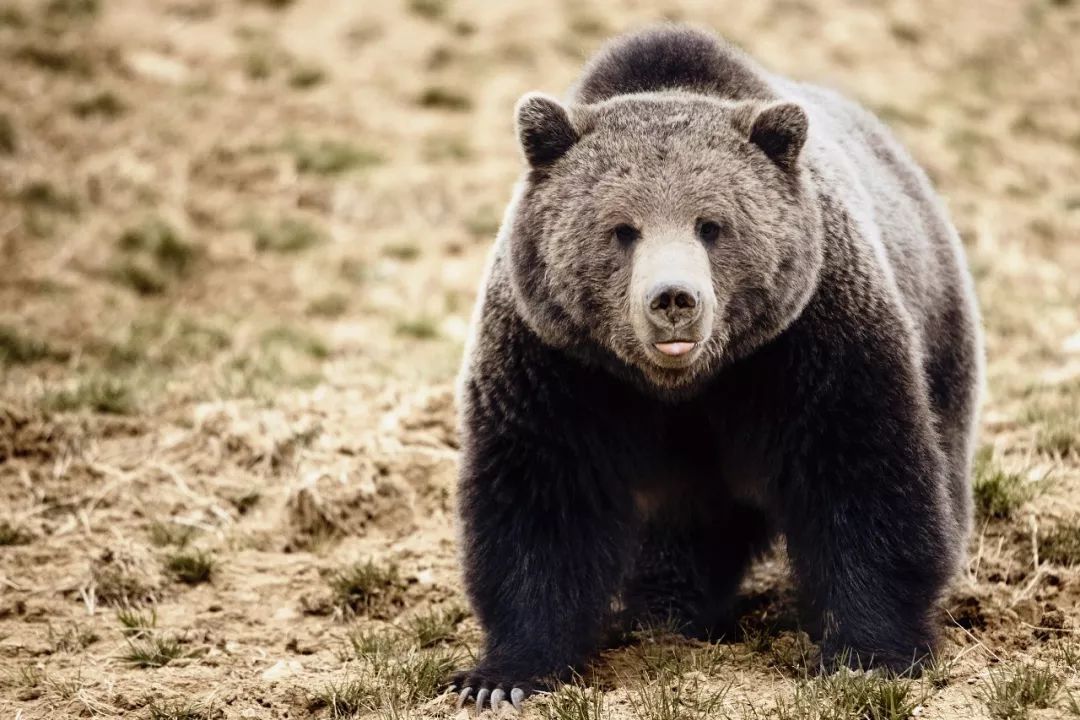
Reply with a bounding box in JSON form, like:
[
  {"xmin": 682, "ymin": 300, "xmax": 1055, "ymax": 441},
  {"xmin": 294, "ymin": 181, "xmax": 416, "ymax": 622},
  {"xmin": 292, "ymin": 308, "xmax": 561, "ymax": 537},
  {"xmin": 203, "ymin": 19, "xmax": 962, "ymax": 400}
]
[{"xmin": 451, "ymin": 24, "xmax": 983, "ymax": 711}]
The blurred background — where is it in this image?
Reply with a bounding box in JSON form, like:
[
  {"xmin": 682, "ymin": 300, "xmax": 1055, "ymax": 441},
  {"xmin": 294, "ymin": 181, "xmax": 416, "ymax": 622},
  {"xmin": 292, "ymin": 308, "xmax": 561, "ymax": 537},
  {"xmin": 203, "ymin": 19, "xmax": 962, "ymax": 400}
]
[{"xmin": 0, "ymin": 1, "xmax": 1078, "ymax": 718}]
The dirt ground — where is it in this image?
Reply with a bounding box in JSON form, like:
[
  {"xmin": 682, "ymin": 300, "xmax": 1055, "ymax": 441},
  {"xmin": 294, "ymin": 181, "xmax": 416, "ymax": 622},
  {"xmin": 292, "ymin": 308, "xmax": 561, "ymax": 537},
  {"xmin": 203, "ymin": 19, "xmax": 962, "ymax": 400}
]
[{"xmin": 1, "ymin": 0, "xmax": 1078, "ymax": 718}]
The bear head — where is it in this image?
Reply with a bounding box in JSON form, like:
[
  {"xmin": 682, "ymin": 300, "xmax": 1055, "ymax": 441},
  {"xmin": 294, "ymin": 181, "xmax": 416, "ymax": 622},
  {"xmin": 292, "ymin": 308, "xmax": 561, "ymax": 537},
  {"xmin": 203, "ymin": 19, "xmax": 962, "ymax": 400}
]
[{"xmin": 506, "ymin": 91, "xmax": 825, "ymax": 397}]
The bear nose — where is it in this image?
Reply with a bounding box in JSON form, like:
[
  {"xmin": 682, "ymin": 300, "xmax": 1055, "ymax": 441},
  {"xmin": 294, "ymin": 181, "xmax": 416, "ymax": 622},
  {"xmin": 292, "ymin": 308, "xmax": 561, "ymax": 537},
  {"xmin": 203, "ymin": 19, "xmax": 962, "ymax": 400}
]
[{"xmin": 647, "ymin": 282, "xmax": 702, "ymax": 327}]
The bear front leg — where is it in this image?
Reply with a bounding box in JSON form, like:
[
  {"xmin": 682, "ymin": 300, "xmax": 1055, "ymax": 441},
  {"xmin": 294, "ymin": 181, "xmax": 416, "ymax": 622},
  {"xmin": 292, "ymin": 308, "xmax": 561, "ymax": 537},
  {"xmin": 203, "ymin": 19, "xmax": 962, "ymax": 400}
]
[
  {"xmin": 781, "ymin": 349, "xmax": 962, "ymax": 672},
  {"xmin": 451, "ymin": 407, "xmax": 636, "ymax": 710}
]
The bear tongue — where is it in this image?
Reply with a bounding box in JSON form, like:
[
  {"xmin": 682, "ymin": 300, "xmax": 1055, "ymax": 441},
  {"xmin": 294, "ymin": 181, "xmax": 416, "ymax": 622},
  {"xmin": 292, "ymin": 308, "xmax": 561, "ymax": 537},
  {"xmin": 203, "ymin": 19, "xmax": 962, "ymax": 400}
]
[{"xmin": 654, "ymin": 341, "xmax": 696, "ymax": 357}]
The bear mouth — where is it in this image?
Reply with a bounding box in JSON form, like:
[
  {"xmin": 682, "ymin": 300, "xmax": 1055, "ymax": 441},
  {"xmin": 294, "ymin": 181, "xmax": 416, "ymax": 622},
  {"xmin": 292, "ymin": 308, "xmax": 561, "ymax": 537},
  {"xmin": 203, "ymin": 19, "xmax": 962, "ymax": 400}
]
[
  {"xmin": 645, "ymin": 338, "xmax": 703, "ymax": 369},
  {"xmin": 654, "ymin": 341, "xmax": 696, "ymax": 357}
]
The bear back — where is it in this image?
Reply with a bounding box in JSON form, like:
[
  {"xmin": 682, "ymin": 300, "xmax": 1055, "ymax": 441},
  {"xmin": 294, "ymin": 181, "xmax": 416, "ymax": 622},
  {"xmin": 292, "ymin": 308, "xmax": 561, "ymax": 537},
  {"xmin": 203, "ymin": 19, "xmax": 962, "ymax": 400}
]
[{"xmin": 572, "ymin": 25, "xmax": 776, "ymax": 105}]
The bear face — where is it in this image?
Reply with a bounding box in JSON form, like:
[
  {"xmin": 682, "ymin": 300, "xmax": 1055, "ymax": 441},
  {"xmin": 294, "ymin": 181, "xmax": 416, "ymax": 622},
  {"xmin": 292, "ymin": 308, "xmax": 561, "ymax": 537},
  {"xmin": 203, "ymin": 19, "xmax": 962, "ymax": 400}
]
[{"xmin": 506, "ymin": 92, "xmax": 826, "ymax": 395}]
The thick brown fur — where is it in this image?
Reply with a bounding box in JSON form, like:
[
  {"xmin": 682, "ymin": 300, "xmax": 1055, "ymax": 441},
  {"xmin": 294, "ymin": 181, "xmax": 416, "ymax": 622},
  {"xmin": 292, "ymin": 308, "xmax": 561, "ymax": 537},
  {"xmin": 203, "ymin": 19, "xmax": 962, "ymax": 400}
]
[{"xmin": 451, "ymin": 24, "xmax": 983, "ymax": 710}]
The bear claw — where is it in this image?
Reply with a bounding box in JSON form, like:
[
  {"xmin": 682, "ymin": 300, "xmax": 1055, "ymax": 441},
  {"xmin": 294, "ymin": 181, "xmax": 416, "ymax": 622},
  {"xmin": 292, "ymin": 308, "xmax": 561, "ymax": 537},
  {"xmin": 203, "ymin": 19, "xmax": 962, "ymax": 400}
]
[
  {"xmin": 451, "ymin": 684, "xmax": 526, "ymax": 713},
  {"xmin": 449, "ymin": 669, "xmax": 531, "ymax": 712}
]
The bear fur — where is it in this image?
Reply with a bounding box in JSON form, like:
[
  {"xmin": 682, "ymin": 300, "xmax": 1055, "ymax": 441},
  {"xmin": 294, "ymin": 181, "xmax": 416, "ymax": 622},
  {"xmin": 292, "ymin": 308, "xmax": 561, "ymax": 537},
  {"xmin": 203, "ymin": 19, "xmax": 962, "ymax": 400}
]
[{"xmin": 451, "ymin": 24, "xmax": 983, "ymax": 709}]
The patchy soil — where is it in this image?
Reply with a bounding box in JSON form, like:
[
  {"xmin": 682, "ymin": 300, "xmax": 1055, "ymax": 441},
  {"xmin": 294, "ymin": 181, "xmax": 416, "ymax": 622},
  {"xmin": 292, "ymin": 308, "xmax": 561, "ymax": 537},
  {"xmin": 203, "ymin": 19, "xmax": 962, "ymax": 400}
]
[{"xmin": 1, "ymin": 0, "xmax": 1079, "ymax": 718}]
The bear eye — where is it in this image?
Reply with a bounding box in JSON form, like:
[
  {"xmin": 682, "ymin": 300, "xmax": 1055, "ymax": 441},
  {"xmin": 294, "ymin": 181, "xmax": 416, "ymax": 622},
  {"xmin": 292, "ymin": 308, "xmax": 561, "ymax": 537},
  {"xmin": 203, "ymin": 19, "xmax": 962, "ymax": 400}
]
[
  {"xmin": 696, "ymin": 219, "xmax": 723, "ymax": 243},
  {"xmin": 612, "ymin": 223, "xmax": 640, "ymax": 244}
]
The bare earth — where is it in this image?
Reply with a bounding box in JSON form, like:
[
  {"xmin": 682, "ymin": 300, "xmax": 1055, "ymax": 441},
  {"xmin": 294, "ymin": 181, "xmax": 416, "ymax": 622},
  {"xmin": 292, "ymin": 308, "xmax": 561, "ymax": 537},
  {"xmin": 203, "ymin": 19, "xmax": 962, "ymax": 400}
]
[{"xmin": 1, "ymin": 1, "xmax": 1079, "ymax": 718}]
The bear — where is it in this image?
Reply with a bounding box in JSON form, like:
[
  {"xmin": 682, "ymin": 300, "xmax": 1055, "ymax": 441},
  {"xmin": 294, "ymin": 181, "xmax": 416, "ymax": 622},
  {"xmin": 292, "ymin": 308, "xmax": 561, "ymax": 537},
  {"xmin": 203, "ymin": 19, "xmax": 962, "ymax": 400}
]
[{"xmin": 450, "ymin": 24, "xmax": 983, "ymax": 712}]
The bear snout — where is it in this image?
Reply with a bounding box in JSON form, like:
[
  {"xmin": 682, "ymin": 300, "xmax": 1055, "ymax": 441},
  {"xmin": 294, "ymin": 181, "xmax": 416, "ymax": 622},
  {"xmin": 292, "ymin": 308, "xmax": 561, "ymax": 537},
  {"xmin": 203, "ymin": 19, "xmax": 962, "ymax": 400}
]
[
  {"xmin": 626, "ymin": 230, "xmax": 717, "ymax": 372},
  {"xmin": 646, "ymin": 281, "xmax": 703, "ymax": 329}
]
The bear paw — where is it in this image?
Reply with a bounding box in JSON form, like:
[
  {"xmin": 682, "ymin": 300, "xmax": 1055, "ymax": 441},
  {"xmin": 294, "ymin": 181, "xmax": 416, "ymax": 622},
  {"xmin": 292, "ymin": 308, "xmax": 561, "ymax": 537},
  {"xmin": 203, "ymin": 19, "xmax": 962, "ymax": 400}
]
[{"xmin": 448, "ymin": 668, "xmax": 535, "ymax": 712}]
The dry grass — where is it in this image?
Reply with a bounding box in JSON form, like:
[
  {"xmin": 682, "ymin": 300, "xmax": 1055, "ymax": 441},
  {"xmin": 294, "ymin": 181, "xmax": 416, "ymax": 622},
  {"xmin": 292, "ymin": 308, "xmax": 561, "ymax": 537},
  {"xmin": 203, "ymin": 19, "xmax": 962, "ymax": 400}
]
[
  {"xmin": 146, "ymin": 699, "xmax": 222, "ymax": 720},
  {"xmin": 404, "ymin": 604, "xmax": 468, "ymax": 648},
  {"xmin": 545, "ymin": 681, "xmax": 608, "ymax": 720},
  {"xmin": 121, "ymin": 634, "xmax": 196, "ymax": 668},
  {"xmin": 972, "ymin": 448, "xmax": 1035, "ymax": 522},
  {"xmin": 164, "ymin": 549, "xmax": 217, "ymax": 585},
  {"xmin": 1040, "ymin": 522, "xmax": 1080, "ymax": 567},
  {"xmin": 252, "ymin": 216, "xmax": 326, "ymax": 254},
  {"xmin": 283, "ymin": 136, "xmax": 382, "ymax": 176},
  {"xmin": 328, "ymin": 559, "xmax": 406, "ymax": 617},
  {"xmin": 978, "ymin": 664, "xmax": 1064, "ymax": 720},
  {"xmin": 115, "ymin": 606, "xmax": 157, "ymax": 636},
  {"xmin": 0, "ymin": 0, "xmax": 1078, "ymax": 718},
  {"xmin": 0, "ymin": 520, "xmax": 34, "ymax": 546}
]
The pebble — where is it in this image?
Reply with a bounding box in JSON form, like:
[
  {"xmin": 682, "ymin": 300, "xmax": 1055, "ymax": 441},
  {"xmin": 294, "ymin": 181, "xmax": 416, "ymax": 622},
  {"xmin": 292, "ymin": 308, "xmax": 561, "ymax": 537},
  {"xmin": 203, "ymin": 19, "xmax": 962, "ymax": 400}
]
[{"xmin": 261, "ymin": 659, "xmax": 303, "ymax": 682}]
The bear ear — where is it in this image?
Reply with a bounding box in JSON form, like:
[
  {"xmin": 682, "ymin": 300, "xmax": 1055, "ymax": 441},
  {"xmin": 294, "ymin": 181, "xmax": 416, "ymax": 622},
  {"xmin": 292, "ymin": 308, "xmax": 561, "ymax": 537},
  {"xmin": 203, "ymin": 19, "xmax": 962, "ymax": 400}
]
[
  {"xmin": 515, "ymin": 92, "xmax": 578, "ymax": 168},
  {"xmin": 740, "ymin": 102, "xmax": 808, "ymax": 171}
]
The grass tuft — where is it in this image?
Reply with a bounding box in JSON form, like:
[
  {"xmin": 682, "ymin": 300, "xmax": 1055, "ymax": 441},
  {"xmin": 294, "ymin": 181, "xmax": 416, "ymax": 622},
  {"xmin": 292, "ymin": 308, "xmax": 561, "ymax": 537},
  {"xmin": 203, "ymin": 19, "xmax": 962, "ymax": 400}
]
[
  {"xmin": 147, "ymin": 700, "xmax": 221, "ymax": 720},
  {"xmin": 43, "ymin": 376, "xmax": 136, "ymax": 415},
  {"xmin": 390, "ymin": 647, "xmax": 461, "ymax": 705},
  {"xmin": 118, "ymin": 218, "xmax": 198, "ymax": 277},
  {"xmin": 766, "ymin": 669, "xmax": 924, "ymax": 720},
  {"xmin": 5, "ymin": 663, "xmax": 44, "ymax": 699},
  {"xmin": 306, "ymin": 293, "xmax": 350, "ymax": 318},
  {"xmin": 395, "ymin": 318, "xmax": 439, "ymax": 340},
  {"xmin": 382, "ymin": 243, "xmax": 421, "ymax": 261},
  {"xmin": 47, "ymin": 622, "xmax": 100, "ymax": 653},
  {"xmin": 14, "ymin": 43, "xmax": 94, "ymax": 76},
  {"xmin": 979, "ymin": 664, "xmax": 1063, "ymax": 720},
  {"xmin": 339, "ymin": 258, "xmax": 370, "ymax": 284},
  {"xmin": 1054, "ymin": 639, "xmax": 1080, "ymax": 672},
  {"xmin": 417, "ymin": 86, "xmax": 472, "ymax": 111},
  {"xmin": 91, "ymin": 560, "xmax": 159, "ymax": 607},
  {"xmin": 1036, "ymin": 424, "xmax": 1078, "ymax": 458},
  {"xmin": 148, "ymin": 521, "xmax": 198, "ymax": 549},
  {"xmin": 103, "ymin": 316, "xmax": 231, "ymax": 372},
  {"xmin": 19, "ymin": 180, "xmax": 79, "ymax": 214},
  {"xmin": 405, "ymin": 605, "xmax": 468, "ymax": 648},
  {"xmin": 924, "ymin": 652, "xmax": 958, "ymax": 690},
  {"xmin": 0, "ymin": 520, "xmax": 34, "ymax": 546},
  {"xmin": 121, "ymin": 634, "xmax": 192, "ymax": 668},
  {"xmin": 567, "ymin": 12, "xmax": 608, "ymax": 38},
  {"xmin": 45, "ymin": 0, "xmax": 100, "ymax": 18},
  {"xmin": 347, "ymin": 627, "xmax": 410, "ymax": 663},
  {"xmin": 407, "ymin": 0, "xmax": 447, "ymax": 20},
  {"xmin": 972, "ymin": 448, "xmax": 1032, "ymax": 521},
  {"xmin": 545, "ymin": 678, "xmax": 607, "ymax": 720},
  {"xmin": 0, "ymin": 326, "xmax": 67, "ymax": 366},
  {"xmin": 0, "ymin": 6, "xmax": 28, "ymax": 28},
  {"xmin": 116, "ymin": 606, "xmax": 157, "ymax": 637},
  {"xmin": 164, "ymin": 550, "xmax": 216, "ymax": 585},
  {"xmin": 0, "ymin": 113, "xmax": 15, "ymax": 154},
  {"xmin": 629, "ymin": 668, "xmax": 730, "ymax": 720},
  {"xmin": 71, "ymin": 90, "xmax": 126, "ymax": 119},
  {"xmin": 241, "ymin": 46, "xmax": 275, "ymax": 80},
  {"xmin": 1024, "ymin": 392, "xmax": 1079, "ymax": 459},
  {"xmin": 328, "ymin": 559, "xmax": 405, "ymax": 617},
  {"xmin": 260, "ymin": 325, "xmax": 330, "ymax": 359},
  {"xmin": 312, "ymin": 670, "xmax": 382, "ymax": 716},
  {"xmin": 464, "ymin": 207, "xmax": 501, "ymax": 238},
  {"xmin": 737, "ymin": 617, "xmax": 777, "ymax": 655},
  {"xmin": 1039, "ymin": 522, "xmax": 1080, "ymax": 566},
  {"xmin": 228, "ymin": 490, "xmax": 262, "ymax": 515},
  {"xmin": 253, "ymin": 216, "xmax": 326, "ymax": 253},
  {"xmin": 313, "ymin": 646, "xmax": 461, "ymax": 716},
  {"xmin": 111, "ymin": 261, "xmax": 168, "ymax": 296},
  {"xmin": 218, "ymin": 351, "xmax": 322, "ymax": 400},
  {"xmin": 284, "ymin": 136, "xmax": 382, "ymax": 175},
  {"xmin": 288, "ymin": 63, "xmax": 326, "ymax": 89},
  {"xmin": 423, "ymin": 134, "xmax": 472, "ymax": 162}
]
